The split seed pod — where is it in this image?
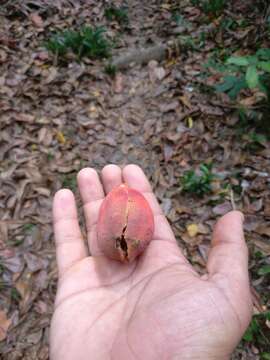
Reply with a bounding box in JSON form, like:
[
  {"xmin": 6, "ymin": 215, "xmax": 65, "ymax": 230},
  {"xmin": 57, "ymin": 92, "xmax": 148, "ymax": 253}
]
[{"xmin": 97, "ymin": 184, "xmax": 154, "ymax": 263}]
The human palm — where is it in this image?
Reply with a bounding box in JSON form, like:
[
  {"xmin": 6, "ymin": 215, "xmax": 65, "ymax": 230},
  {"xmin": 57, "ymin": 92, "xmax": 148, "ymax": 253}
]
[{"xmin": 50, "ymin": 165, "xmax": 252, "ymax": 360}]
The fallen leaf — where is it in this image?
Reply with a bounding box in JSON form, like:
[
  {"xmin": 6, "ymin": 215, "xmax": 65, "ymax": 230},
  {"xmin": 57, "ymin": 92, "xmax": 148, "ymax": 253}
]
[
  {"xmin": 160, "ymin": 100, "xmax": 179, "ymax": 113},
  {"xmin": 213, "ymin": 202, "xmax": 232, "ymax": 215},
  {"xmin": 179, "ymin": 95, "xmax": 192, "ymax": 109},
  {"xmin": 154, "ymin": 66, "xmax": 166, "ymax": 81},
  {"xmin": 197, "ymin": 223, "xmax": 210, "ymax": 235},
  {"xmin": 56, "ymin": 131, "xmax": 66, "ymax": 144},
  {"xmin": 15, "ymin": 278, "xmax": 30, "ymax": 299},
  {"xmin": 253, "ymin": 238, "xmax": 270, "ymax": 255},
  {"xmin": 163, "ymin": 143, "xmax": 174, "ymax": 162},
  {"xmin": 199, "ymin": 104, "xmax": 224, "ymax": 116},
  {"xmin": 0, "ymin": 310, "xmax": 11, "ymax": 341},
  {"xmin": 187, "ymin": 117, "xmax": 193, "ymax": 128},
  {"xmin": 255, "ymin": 224, "xmax": 270, "ymax": 237},
  {"xmin": 187, "ymin": 223, "xmax": 199, "ymax": 237},
  {"xmin": 44, "ymin": 67, "xmax": 58, "ymax": 84},
  {"xmin": 30, "ymin": 13, "xmax": 44, "ymax": 28},
  {"xmin": 113, "ymin": 73, "xmax": 124, "ymax": 93},
  {"xmin": 35, "ymin": 187, "xmax": 51, "ymax": 197}
]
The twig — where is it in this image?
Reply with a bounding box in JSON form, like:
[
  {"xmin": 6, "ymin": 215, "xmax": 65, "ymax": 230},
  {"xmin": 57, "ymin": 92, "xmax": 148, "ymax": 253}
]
[{"xmin": 230, "ymin": 189, "xmax": 236, "ymax": 210}]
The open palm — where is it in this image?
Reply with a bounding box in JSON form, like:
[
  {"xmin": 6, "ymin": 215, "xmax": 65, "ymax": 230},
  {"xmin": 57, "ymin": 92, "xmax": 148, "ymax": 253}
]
[{"xmin": 50, "ymin": 164, "xmax": 252, "ymax": 360}]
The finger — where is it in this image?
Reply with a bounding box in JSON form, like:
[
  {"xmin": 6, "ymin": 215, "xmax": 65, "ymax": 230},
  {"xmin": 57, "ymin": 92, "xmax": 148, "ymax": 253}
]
[
  {"xmin": 207, "ymin": 211, "xmax": 249, "ymax": 282},
  {"xmin": 122, "ymin": 164, "xmax": 177, "ymax": 245},
  {"xmin": 207, "ymin": 211, "xmax": 252, "ymax": 330},
  {"xmin": 77, "ymin": 168, "xmax": 104, "ymax": 255},
  {"xmin": 53, "ymin": 189, "xmax": 87, "ymax": 276},
  {"xmin": 101, "ymin": 164, "xmax": 122, "ymax": 194}
]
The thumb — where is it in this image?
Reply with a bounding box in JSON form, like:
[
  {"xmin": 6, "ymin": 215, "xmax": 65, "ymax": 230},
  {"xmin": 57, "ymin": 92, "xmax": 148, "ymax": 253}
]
[
  {"xmin": 207, "ymin": 211, "xmax": 252, "ymax": 330},
  {"xmin": 207, "ymin": 211, "xmax": 248, "ymax": 281}
]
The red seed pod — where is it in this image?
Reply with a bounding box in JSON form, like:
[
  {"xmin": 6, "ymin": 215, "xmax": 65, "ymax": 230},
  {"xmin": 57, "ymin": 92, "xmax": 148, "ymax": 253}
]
[{"xmin": 97, "ymin": 184, "xmax": 154, "ymax": 263}]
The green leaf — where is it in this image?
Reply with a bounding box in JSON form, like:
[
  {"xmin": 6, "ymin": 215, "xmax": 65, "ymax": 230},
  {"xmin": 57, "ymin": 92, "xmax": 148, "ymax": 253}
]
[
  {"xmin": 216, "ymin": 75, "xmax": 247, "ymax": 100},
  {"xmin": 258, "ymin": 79, "xmax": 269, "ymax": 95},
  {"xmin": 227, "ymin": 77, "xmax": 247, "ymax": 99},
  {"xmin": 258, "ymin": 265, "xmax": 270, "ymax": 275},
  {"xmin": 215, "ymin": 76, "xmax": 237, "ymax": 92},
  {"xmin": 257, "ymin": 48, "xmax": 270, "ymax": 60},
  {"xmin": 262, "ymin": 353, "xmax": 270, "ymax": 360},
  {"xmin": 243, "ymin": 328, "xmax": 253, "ymax": 341},
  {"xmin": 246, "ymin": 66, "xmax": 259, "ymax": 88},
  {"xmin": 258, "ymin": 61, "xmax": 270, "ymax": 72},
  {"xmin": 227, "ymin": 56, "xmax": 249, "ymax": 66}
]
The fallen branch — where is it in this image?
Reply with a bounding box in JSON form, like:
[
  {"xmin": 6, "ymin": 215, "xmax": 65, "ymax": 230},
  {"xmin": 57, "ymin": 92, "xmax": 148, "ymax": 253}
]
[
  {"xmin": 111, "ymin": 40, "xmax": 181, "ymax": 70},
  {"xmin": 111, "ymin": 23, "xmax": 217, "ymax": 70},
  {"xmin": 112, "ymin": 43, "xmax": 168, "ymax": 69}
]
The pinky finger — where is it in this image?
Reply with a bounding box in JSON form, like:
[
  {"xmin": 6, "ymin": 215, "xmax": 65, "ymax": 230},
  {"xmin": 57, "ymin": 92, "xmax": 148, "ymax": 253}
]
[{"xmin": 53, "ymin": 189, "xmax": 87, "ymax": 276}]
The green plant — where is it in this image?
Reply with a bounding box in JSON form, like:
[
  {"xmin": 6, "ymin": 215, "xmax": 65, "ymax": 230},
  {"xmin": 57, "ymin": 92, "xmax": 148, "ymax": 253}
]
[
  {"xmin": 191, "ymin": 0, "xmax": 225, "ymax": 17},
  {"xmin": 62, "ymin": 174, "xmax": 77, "ymax": 192},
  {"xmin": 179, "ymin": 35, "xmax": 197, "ymax": 51},
  {"xmin": 180, "ymin": 163, "xmax": 214, "ymax": 196},
  {"xmin": 11, "ymin": 288, "xmax": 21, "ymax": 302},
  {"xmin": 258, "ymin": 264, "xmax": 270, "ymax": 275},
  {"xmin": 220, "ymin": 17, "xmax": 238, "ymax": 31},
  {"xmin": 45, "ymin": 26, "xmax": 111, "ymax": 60},
  {"xmin": 104, "ymin": 63, "xmax": 117, "ymax": 77},
  {"xmin": 243, "ymin": 131, "xmax": 267, "ymax": 151},
  {"xmin": 243, "ymin": 312, "xmax": 270, "ymax": 349},
  {"xmin": 213, "ymin": 49, "xmax": 270, "ymax": 100},
  {"xmin": 23, "ymin": 223, "xmax": 35, "ymax": 233},
  {"xmin": 171, "ymin": 12, "xmax": 191, "ymax": 29},
  {"xmin": 47, "ymin": 152, "xmax": 54, "ymax": 161},
  {"xmin": 104, "ymin": 6, "xmax": 128, "ymax": 25}
]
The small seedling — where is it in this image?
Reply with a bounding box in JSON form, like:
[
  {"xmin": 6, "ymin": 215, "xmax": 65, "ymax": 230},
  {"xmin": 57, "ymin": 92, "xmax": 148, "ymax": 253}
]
[
  {"xmin": 258, "ymin": 264, "xmax": 270, "ymax": 276},
  {"xmin": 45, "ymin": 26, "xmax": 111, "ymax": 60},
  {"xmin": 105, "ymin": 6, "xmax": 129, "ymax": 25},
  {"xmin": 23, "ymin": 223, "xmax": 35, "ymax": 233},
  {"xmin": 202, "ymin": 0, "xmax": 225, "ymax": 16},
  {"xmin": 62, "ymin": 174, "xmax": 77, "ymax": 192},
  {"xmin": 104, "ymin": 63, "xmax": 117, "ymax": 77},
  {"xmin": 212, "ymin": 48, "xmax": 270, "ymax": 100},
  {"xmin": 243, "ymin": 312, "xmax": 270, "ymax": 350},
  {"xmin": 245, "ymin": 132, "xmax": 267, "ymax": 150},
  {"xmin": 11, "ymin": 288, "xmax": 21, "ymax": 302},
  {"xmin": 180, "ymin": 163, "xmax": 214, "ymax": 196},
  {"xmin": 0, "ymin": 263, "xmax": 4, "ymax": 276},
  {"xmin": 191, "ymin": 0, "xmax": 225, "ymax": 17},
  {"xmin": 179, "ymin": 35, "xmax": 197, "ymax": 51},
  {"xmin": 47, "ymin": 152, "xmax": 54, "ymax": 161},
  {"xmin": 171, "ymin": 12, "xmax": 191, "ymax": 29}
]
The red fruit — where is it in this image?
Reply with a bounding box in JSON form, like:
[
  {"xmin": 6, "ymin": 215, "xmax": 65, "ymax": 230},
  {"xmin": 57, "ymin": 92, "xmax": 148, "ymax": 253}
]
[{"xmin": 97, "ymin": 184, "xmax": 154, "ymax": 263}]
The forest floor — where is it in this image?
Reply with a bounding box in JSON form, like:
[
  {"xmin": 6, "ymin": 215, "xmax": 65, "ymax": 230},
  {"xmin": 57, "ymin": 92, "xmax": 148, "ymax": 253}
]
[{"xmin": 0, "ymin": 1, "xmax": 269, "ymax": 359}]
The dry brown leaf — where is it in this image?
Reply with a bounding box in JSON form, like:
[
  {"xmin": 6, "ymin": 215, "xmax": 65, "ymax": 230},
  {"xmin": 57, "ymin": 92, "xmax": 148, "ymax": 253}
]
[
  {"xmin": 255, "ymin": 224, "xmax": 270, "ymax": 237},
  {"xmin": 213, "ymin": 202, "xmax": 232, "ymax": 215},
  {"xmin": 179, "ymin": 95, "xmax": 192, "ymax": 109},
  {"xmin": 56, "ymin": 131, "xmax": 66, "ymax": 144},
  {"xmin": 15, "ymin": 278, "xmax": 30, "ymax": 299},
  {"xmin": 0, "ymin": 310, "xmax": 11, "ymax": 341},
  {"xmin": 44, "ymin": 67, "xmax": 58, "ymax": 84},
  {"xmin": 155, "ymin": 67, "xmax": 166, "ymax": 80},
  {"xmin": 113, "ymin": 73, "xmax": 124, "ymax": 93},
  {"xmin": 253, "ymin": 238, "xmax": 270, "ymax": 255},
  {"xmin": 187, "ymin": 223, "xmax": 199, "ymax": 237},
  {"xmin": 30, "ymin": 13, "xmax": 44, "ymax": 28}
]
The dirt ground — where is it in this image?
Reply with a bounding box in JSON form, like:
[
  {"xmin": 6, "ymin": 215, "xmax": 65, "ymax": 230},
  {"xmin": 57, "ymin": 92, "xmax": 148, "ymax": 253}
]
[{"xmin": 0, "ymin": 1, "xmax": 269, "ymax": 359}]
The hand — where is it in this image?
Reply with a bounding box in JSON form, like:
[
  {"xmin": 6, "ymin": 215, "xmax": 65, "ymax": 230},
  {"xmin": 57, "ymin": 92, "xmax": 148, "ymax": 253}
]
[{"xmin": 50, "ymin": 164, "xmax": 252, "ymax": 360}]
